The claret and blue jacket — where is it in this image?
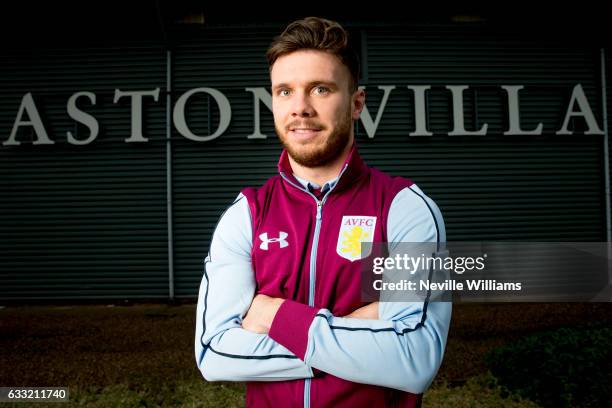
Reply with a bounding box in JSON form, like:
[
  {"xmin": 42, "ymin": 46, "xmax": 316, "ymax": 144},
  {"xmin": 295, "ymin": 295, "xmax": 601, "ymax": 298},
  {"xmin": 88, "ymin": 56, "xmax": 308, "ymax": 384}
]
[{"xmin": 195, "ymin": 145, "xmax": 451, "ymax": 408}]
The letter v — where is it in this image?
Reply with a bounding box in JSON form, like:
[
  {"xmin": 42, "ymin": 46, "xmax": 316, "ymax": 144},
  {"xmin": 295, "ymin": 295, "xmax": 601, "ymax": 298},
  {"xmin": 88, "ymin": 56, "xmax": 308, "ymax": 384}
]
[{"xmin": 359, "ymin": 86, "xmax": 395, "ymax": 139}]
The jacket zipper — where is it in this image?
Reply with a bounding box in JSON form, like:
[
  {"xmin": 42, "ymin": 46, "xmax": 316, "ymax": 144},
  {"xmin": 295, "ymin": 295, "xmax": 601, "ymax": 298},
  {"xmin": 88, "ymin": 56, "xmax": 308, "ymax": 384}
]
[
  {"xmin": 279, "ymin": 166, "xmax": 348, "ymax": 408},
  {"xmin": 304, "ymin": 199, "xmax": 322, "ymax": 408}
]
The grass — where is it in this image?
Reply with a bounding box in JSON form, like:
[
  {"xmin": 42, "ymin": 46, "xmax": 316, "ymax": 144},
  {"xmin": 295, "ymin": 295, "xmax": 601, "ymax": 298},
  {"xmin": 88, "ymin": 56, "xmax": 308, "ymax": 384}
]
[
  {"xmin": 1, "ymin": 302, "xmax": 610, "ymax": 407},
  {"xmin": 424, "ymin": 374, "xmax": 541, "ymax": 408}
]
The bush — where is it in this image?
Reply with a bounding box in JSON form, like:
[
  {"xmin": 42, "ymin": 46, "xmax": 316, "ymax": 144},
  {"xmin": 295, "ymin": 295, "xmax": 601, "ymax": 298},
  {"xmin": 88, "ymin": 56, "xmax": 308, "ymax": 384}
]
[{"xmin": 485, "ymin": 323, "xmax": 611, "ymax": 408}]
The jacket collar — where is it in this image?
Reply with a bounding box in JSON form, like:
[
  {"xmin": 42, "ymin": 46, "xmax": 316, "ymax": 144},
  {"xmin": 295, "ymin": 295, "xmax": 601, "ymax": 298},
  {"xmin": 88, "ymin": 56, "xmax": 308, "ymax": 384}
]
[{"xmin": 277, "ymin": 142, "xmax": 368, "ymax": 194}]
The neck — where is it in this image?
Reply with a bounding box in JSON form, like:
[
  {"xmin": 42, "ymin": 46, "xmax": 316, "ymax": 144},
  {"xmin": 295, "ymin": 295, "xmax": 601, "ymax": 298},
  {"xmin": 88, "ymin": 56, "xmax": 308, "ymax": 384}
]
[{"xmin": 289, "ymin": 139, "xmax": 353, "ymax": 187}]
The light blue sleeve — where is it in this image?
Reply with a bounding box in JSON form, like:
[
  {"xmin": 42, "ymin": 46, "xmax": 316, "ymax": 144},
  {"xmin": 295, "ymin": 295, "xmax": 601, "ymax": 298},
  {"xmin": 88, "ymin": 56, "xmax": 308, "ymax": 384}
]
[
  {"xmin": 302, "ymin": 185, "xmax": 452, "ymax": 393},
  {"xmin": 195, "ymin": 193, "xmax": 314, "ymax": 381}
]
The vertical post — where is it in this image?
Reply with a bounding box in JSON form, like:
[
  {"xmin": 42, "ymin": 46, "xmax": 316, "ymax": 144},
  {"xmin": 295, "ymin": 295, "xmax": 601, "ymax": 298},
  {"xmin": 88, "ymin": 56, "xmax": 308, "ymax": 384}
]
[
  {"xmin": 600, "ymin": 48, "xmax": 612, "ymax": 293},
  {"xmin": 166, "ymin": 49, "xmax": 175, "ymax": 300}
]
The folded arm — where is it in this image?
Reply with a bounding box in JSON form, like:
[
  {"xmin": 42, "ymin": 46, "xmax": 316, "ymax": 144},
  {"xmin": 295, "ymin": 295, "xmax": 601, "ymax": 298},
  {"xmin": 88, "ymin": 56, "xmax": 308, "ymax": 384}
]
[
  {"xmin": 194, "ymin": 194, "xmax": 314, "ymax": 382},
  {"xmin": 255, "ymin": 186, "xmax": 452, "ymax": 393}
]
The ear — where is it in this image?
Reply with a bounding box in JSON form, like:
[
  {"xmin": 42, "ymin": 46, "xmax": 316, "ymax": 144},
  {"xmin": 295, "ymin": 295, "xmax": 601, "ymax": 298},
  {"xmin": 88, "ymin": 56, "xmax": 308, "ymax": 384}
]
[{"xmin": 351, "ymin": 87, "xmax": 366, "ymax": 121}]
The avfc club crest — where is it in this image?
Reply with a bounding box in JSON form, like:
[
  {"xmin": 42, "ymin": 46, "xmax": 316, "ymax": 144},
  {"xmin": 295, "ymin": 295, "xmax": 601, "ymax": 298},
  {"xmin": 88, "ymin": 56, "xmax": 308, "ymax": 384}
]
[{"xmin": 336, "ymin": 216, "xmax": 377, "ymax": 261}]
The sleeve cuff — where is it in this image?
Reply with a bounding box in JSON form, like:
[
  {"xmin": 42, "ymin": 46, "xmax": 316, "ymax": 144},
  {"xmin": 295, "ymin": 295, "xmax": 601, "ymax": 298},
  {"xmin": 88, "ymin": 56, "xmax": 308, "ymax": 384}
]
[{"xmin": 268, "ymin": 299, "xmax": 319, "ymax": 360}]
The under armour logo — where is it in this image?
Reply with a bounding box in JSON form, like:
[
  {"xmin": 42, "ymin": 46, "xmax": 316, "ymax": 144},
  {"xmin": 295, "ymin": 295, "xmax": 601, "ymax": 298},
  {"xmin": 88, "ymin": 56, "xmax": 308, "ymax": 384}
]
[{"xmin": 259, "ymin": 232, "xmax": 289, "ymax": 250}]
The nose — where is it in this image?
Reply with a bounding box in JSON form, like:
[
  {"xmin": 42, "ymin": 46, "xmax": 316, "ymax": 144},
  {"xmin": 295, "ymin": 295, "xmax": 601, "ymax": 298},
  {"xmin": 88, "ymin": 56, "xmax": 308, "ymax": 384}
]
[{"xmin": 291, "ymin": 91, "xmax": 315, "ymax": 118}]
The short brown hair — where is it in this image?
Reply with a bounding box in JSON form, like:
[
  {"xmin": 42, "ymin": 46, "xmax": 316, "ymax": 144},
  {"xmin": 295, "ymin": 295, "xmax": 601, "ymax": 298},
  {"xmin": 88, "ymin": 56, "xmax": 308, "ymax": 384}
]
[{"xmin": 266, "ymin": 17, "xmax": 360, "ymax": 92}]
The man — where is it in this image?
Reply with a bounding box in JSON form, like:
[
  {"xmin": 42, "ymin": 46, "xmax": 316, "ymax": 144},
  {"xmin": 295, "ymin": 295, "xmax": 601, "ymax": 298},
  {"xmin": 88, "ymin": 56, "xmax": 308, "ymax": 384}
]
[{"xmin": 195, "ymin": 16, "xmax": 451, "ymax": 408}]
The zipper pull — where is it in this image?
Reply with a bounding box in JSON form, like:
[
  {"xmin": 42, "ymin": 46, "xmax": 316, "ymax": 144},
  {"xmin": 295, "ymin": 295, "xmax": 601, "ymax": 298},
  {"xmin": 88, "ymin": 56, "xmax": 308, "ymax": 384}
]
[{"xmin": 316, "ymin": 201, "xmax": 322, "ymax": 220}]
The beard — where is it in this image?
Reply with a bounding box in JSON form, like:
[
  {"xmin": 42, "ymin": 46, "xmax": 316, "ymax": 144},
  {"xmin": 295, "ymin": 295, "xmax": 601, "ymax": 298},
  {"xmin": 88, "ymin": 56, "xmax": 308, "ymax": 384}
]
[{"xmin": 276, "ymin": 108, "xmax": 353, "ymax": 168}]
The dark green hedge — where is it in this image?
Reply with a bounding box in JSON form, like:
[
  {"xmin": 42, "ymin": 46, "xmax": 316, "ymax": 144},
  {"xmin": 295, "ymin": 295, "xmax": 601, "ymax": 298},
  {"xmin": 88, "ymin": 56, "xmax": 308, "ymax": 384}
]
[{"xmin": 485, "ymin": 323, "xmax": 611, "ymax": 408}]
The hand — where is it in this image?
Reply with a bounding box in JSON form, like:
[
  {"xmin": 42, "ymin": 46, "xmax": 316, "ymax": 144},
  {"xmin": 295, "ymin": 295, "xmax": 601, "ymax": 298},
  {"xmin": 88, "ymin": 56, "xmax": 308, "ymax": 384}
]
[
  {"xmin": 242, "ymin": 294, "xmax": 285, "ymax": 334},
  {"xmin": 344, "ymin": 301, "xmax": 379, "ymax": 319}
]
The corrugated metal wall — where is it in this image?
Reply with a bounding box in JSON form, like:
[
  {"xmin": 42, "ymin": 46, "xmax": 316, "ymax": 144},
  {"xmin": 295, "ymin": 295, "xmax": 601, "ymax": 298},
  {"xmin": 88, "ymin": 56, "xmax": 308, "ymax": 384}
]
[
  {"xmin": 0, "ymin": 45, "xmax": 169, "ymax": 299},
  {"xmin": 362, "ymin": 24, "xmax": 605, "ymax": 241},
  {"xmin": 0, "ymin": 21, "xmax": 608, "ymax": 300},
  {"xmin": 171, "ymin": 27, "xmax": 283, "ymax": 297}
]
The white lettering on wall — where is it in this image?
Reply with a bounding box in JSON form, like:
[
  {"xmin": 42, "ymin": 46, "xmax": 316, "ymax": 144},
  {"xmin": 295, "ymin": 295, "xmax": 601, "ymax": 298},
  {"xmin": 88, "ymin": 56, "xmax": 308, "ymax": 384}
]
[
  {"xmin": 359, "ymin": 85, "xmax": 395, "ymax": 138},
  {"xmin": 408, "ymin": 85, "xmax": 432, "ymax": 136},
  {"xmin": 447, "ymin": 85, "xmax": 488, "ymax": 136},
  {"xmin": 245, "ymin": 87, "xmax": 272, "ymax": 139},
  {"xmin": 502, "ymin": 85, "xmax": 543, "ymax": 135},
  {"xmin": 113, "ymin": 88, "xmax": 160, "ymax": 142},
  {"xmin": 67, "ymin": 92, "xmax": 99, "ymax": 145},
  {"xmin": 173, "ymin": 87, "xmax": 231, "ymax": 142},
  {"xmin": 1, "ymin": 84, "xmax": 604, "ymax": 146},
  {"xmin": 556, "ymin": 84, "xmax": 604, "ymax": 135},
  {"xmin": 4, "ymin": 92, "xmax": 54, "ymax": 146}
]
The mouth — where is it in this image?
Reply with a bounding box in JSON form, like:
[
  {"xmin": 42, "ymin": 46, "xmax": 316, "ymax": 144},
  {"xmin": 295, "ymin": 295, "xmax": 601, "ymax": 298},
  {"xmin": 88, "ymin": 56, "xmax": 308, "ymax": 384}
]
[{"xmin": 288, "ymin": 128, "xmax": 323, "ymax": 139}]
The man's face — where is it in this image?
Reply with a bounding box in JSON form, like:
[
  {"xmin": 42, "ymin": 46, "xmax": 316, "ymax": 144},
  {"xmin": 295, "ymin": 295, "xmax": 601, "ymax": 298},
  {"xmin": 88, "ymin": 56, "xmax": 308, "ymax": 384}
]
[{"xmin": 271, "ymin": 50, "xmax": 364, "ymax": 168}]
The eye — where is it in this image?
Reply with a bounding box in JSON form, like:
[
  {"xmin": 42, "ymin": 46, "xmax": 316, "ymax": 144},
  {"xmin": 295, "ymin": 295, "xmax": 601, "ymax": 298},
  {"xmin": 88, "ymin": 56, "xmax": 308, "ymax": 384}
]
[
  {"xmin": 312, "ymin": 86, "xmax": 330, "ymax": 96},
  {"xmin": 277, "ymin": 89, "xmax": 291, "ymax": 97}
]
